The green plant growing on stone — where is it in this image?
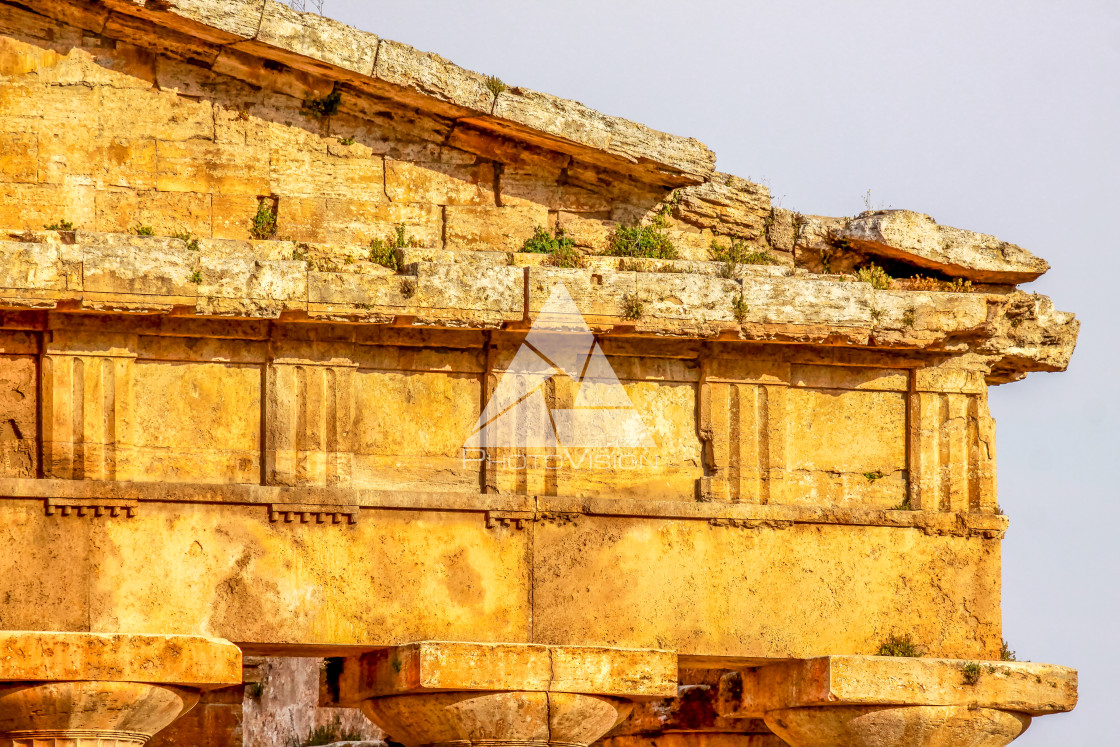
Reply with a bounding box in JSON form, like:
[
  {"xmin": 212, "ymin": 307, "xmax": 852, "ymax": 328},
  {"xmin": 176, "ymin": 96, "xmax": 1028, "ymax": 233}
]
[
  {"xmin": 606, "ymin": 214, "xmax": 678, "ymax": 260},
  {"xmin": 905, "ymin": 275, "xmax": 975, "ymax": 293},
  {"xmin": 485, "ymin": 75, "xmax": 507, "ymax": 97},
  {"xmin": 621, "ymin": 292, "xmax": 645, "ymax": 321},
  {"xmin": 732, "ymin": 293, "xmax": 749, "ymax": 324},
  {"xmin": 370, "ymin": 223, "xmax": 422, "ymax": 270},
  {"xmin": 902, "ymin": 308, "xmax": 916, "ymax": 327},
  {"xmin": 710, "ymin": 238, "xmax": 779, "ymax": 269},
  {"xmin": 400, "ymin": 279, "xmax": 416, "ymax": 299},
  {"xmin": 250, "ymin": 199, "xmax": 278, "ymax": 240},
  {"xmin": 172, "ymin": 231, "xmax": 200, "ymax": 251},
  {"xmin": 877, "ymin": 633, "xmax": 921, "ymax": 658},
  {"xmin": 961, "ymin": 661, "xmax": 982, "ymax": 685},
  {"xmin": 369, "ymin": 240, "xmax": 400, "ymax": 271},
  {"xmin": 189, "ymin": 270, "xmax": 202, "ymax": 284},
  {"xmin": 522, "ymin": 226, "xmax": 560, "ymax": 254},
  {"xmin": 302, "ymin": 90, "xmax": 342, "ymax": 119},
  {"xmin": 1001, "ymin": 640, "xmax": 1017, "ymax": 662},
  {"xmin": 292, "ymin": 244, "xmax": 309, "ymax": 262},
  {"xmin": 855, "ymin": 263, "xmax": 892, "ymax": 290},
  {"xmin": 43, "ymin": 219, "xmax": 75, "ymax": 231},
  {"xmin": 893, "ymin": 496, "xmax": 913, "ymax": 510},
  {"xmin": 337, "ymin": 136, "xmax": 355, "ymax": 145},
  {"xmin": 132, "ymin": 224, "xmax": 155, "ymax": 236},
  {"xmin": 864, "ymin": 470, "xmax": 885, "ymax": 482},
  {"xmin": 292, "ymin": 717, "xmax": 362, "ymax": 747},
  {"xmin": 521, "ymin": 226, "xmax": 584, "ymax": 268}
]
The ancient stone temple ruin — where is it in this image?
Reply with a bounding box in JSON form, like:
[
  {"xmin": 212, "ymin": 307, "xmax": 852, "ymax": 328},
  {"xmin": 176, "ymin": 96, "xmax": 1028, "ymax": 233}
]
[{"xmin": 0, "ymin": 1, "xmax": 1080, "ymax": 745}]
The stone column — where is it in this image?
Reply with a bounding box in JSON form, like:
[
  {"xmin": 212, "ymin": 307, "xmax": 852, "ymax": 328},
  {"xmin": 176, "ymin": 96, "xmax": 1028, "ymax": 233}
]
[
  {"xmin": 0, "ymin": 632, "xmax": 242, "ymax": 746},
  {"xmin": 715, "ymin": 656, "xmax": 1078, "ymax": 747},
  {"xmin": 330, "ymin": 642, "xmax": 677, "ymax": 747}
]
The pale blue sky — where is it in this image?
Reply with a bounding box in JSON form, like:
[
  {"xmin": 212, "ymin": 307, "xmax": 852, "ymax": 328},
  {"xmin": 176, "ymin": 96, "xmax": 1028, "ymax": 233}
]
[{"xmin": 323, "ymin": 1, "xmax": 1118, "ymax": 741}]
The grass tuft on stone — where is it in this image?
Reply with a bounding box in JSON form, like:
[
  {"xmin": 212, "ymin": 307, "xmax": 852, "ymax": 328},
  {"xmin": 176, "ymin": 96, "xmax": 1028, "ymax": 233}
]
[{"xmin": 877, "ymin": 633, "xmax": 922, "ymax": 658}]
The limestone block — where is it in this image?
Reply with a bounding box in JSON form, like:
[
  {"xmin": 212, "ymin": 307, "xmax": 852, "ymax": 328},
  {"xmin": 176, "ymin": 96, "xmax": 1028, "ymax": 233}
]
[
  {"xmin": 82, "ymin": 240, "xmax": 198, "ymax": 297},
  {"xmin": 837, "ymin": 210, "xmax": 1050, "ymax": 283},
  {"xmin": 279, "ymin": 199, "xmax": 442, "ymax": 246},
  {"xmin": 210, "ymin": 194, "xmax": 263, "ymax": 240},
  {"xmin": 39, "ymin": 134, "xmax": 157, "ymax": 190},
  {"xmin": 674, "ymin": 172, "xmax": 772, "ymax": 237},
  {"xmin": 118, "ymin": 0, "xmax": 266, "ymax": 45},
  {"xmin": 0, "ymin": 631, "xmax": 241, "ymax": 687},
  {"xmin": 309, "ymin": 262, "xmax": 523, "ymax": 327},
  {"xmin": 723, "ymin": 656, "xmax": 1076, "ymax": 720},
  {"xmin": 444, "ymin": 205, "xmax": 550, "ymax": 251},
  {"xmin": 239, "ymin": 0, "xmax": 378, "ymax": 77},
  {"xmin": 0, "ymin": 353, "xmax": 37, "ymax": 478},
  {"xmin": 384, "ymin": 158, "xmax": 495, "ymax": 206},
  {"xmin": 635, "ymin": 272, "xmax": 743, "ymax": 325},
  {"xmin": 197, "ymin": 256, "xmax": 307, "ymax": 315},
  {"xmin": 0, "ymin": 241, "xmax": 67, "ymax": 291},
  {"xmin": 0, "ymin": 131, "xmax": 35, "ymax": 183},
  {"xmin": 104, "ymin": 9, "xmax": 223, "ymax": 67},
  {"xmin": 128, "ymin": 359, "xmax": 262, "ymax": 482},
  {"xmin": 373, "ymin": 39, "xmax": 495, "ymax": 117},
  {"xmin": 0, "ymin": 182, "xmax": 96, "ymax": 233},
  {"xmin": 12, "ymin": 0, "xmax": 110, "ymax": 34},
  {"xmin": 557, "ymin": 211, "xmax": 617, "ymax": 251},
  {"xmin": 501, "ymin": 172, "xmax": 612, "ymax": 212},
  {"xmin": 271, "ymin": 150, "xmax": 385, "ymax": 200},
  {"xmin": 531, "ymin": 519, "xmax": 1001, "ymax": 659},
  {"xmin": 156, "ymin": 139, "xmax": 269, "ymax": 196},
  {"xmin": 491, "ymin": 87, "xmax": 715, "ymax": 184},
  {"xmin": 94, "ymin": 189, "xmax": 212, "ymax": 236},
  {"xmin": 211, "ymin": 45, "xmax": 335, "ymax": 107},
  {"xmin": 338, "ymin": 642, "xmax": 676, "ymax": 702},
  {"xmin": 349, "ymin": 366, "xmax": 483, "ymax": 492},
  {"xmin": 99, "ymin": 87, "xmax": 215, "ymax": 142}
]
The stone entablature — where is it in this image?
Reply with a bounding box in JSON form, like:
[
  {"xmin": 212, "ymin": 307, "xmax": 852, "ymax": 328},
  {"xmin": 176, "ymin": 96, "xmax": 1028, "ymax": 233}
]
[{"xmin": 0, "ymin": 1, "xmax": 1082, "ymax": 746}]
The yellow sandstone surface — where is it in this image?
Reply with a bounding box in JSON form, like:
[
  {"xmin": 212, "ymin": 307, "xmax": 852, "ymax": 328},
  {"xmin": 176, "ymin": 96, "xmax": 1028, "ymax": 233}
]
[{"xmin": 0, "ymin": 1, "xmax": 1083, "ymax": 745}]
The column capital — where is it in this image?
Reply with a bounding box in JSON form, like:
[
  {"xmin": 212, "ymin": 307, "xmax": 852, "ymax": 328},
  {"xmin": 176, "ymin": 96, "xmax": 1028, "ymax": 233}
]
[
  {"xmin": 0, "ymin": 632, "xmax": 242, "ymax": 746},
  {"xmin": 715, "ymin": 655, "xmax": 1077, "ymax": 747},
  {"xmin": 341, "ymin": 642, "xmax": 677, "ymax": 747}
]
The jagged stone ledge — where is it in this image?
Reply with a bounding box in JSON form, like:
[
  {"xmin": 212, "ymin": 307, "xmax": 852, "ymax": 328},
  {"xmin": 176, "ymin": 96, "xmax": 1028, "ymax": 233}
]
[{"xmin": 0, "ymin": 231, "xmax": 1078, "ymax": 382}]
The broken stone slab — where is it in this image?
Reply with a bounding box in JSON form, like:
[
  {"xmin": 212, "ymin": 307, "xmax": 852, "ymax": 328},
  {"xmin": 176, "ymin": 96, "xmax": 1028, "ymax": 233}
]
[
  {"xmin": 836, "ymin": 210, "xmax": 1050, "ymax": 284},
  {"xmin": 673, "ymin": 172, "xmax": 772, "ymax": 238},
  {"xmin": 980, "ymin": 291, "xmax": 1080, "ymax": 383}
]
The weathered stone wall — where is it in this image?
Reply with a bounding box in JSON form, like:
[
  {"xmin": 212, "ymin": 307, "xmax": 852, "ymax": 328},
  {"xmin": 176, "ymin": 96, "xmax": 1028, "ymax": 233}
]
[
  {"xmin": 0, "ymin": 313, "xmax": 1000, "ymax": 509},
  {"xmin": 0, "ymin": 1, "xmax": 772, "ymax": 261}
]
